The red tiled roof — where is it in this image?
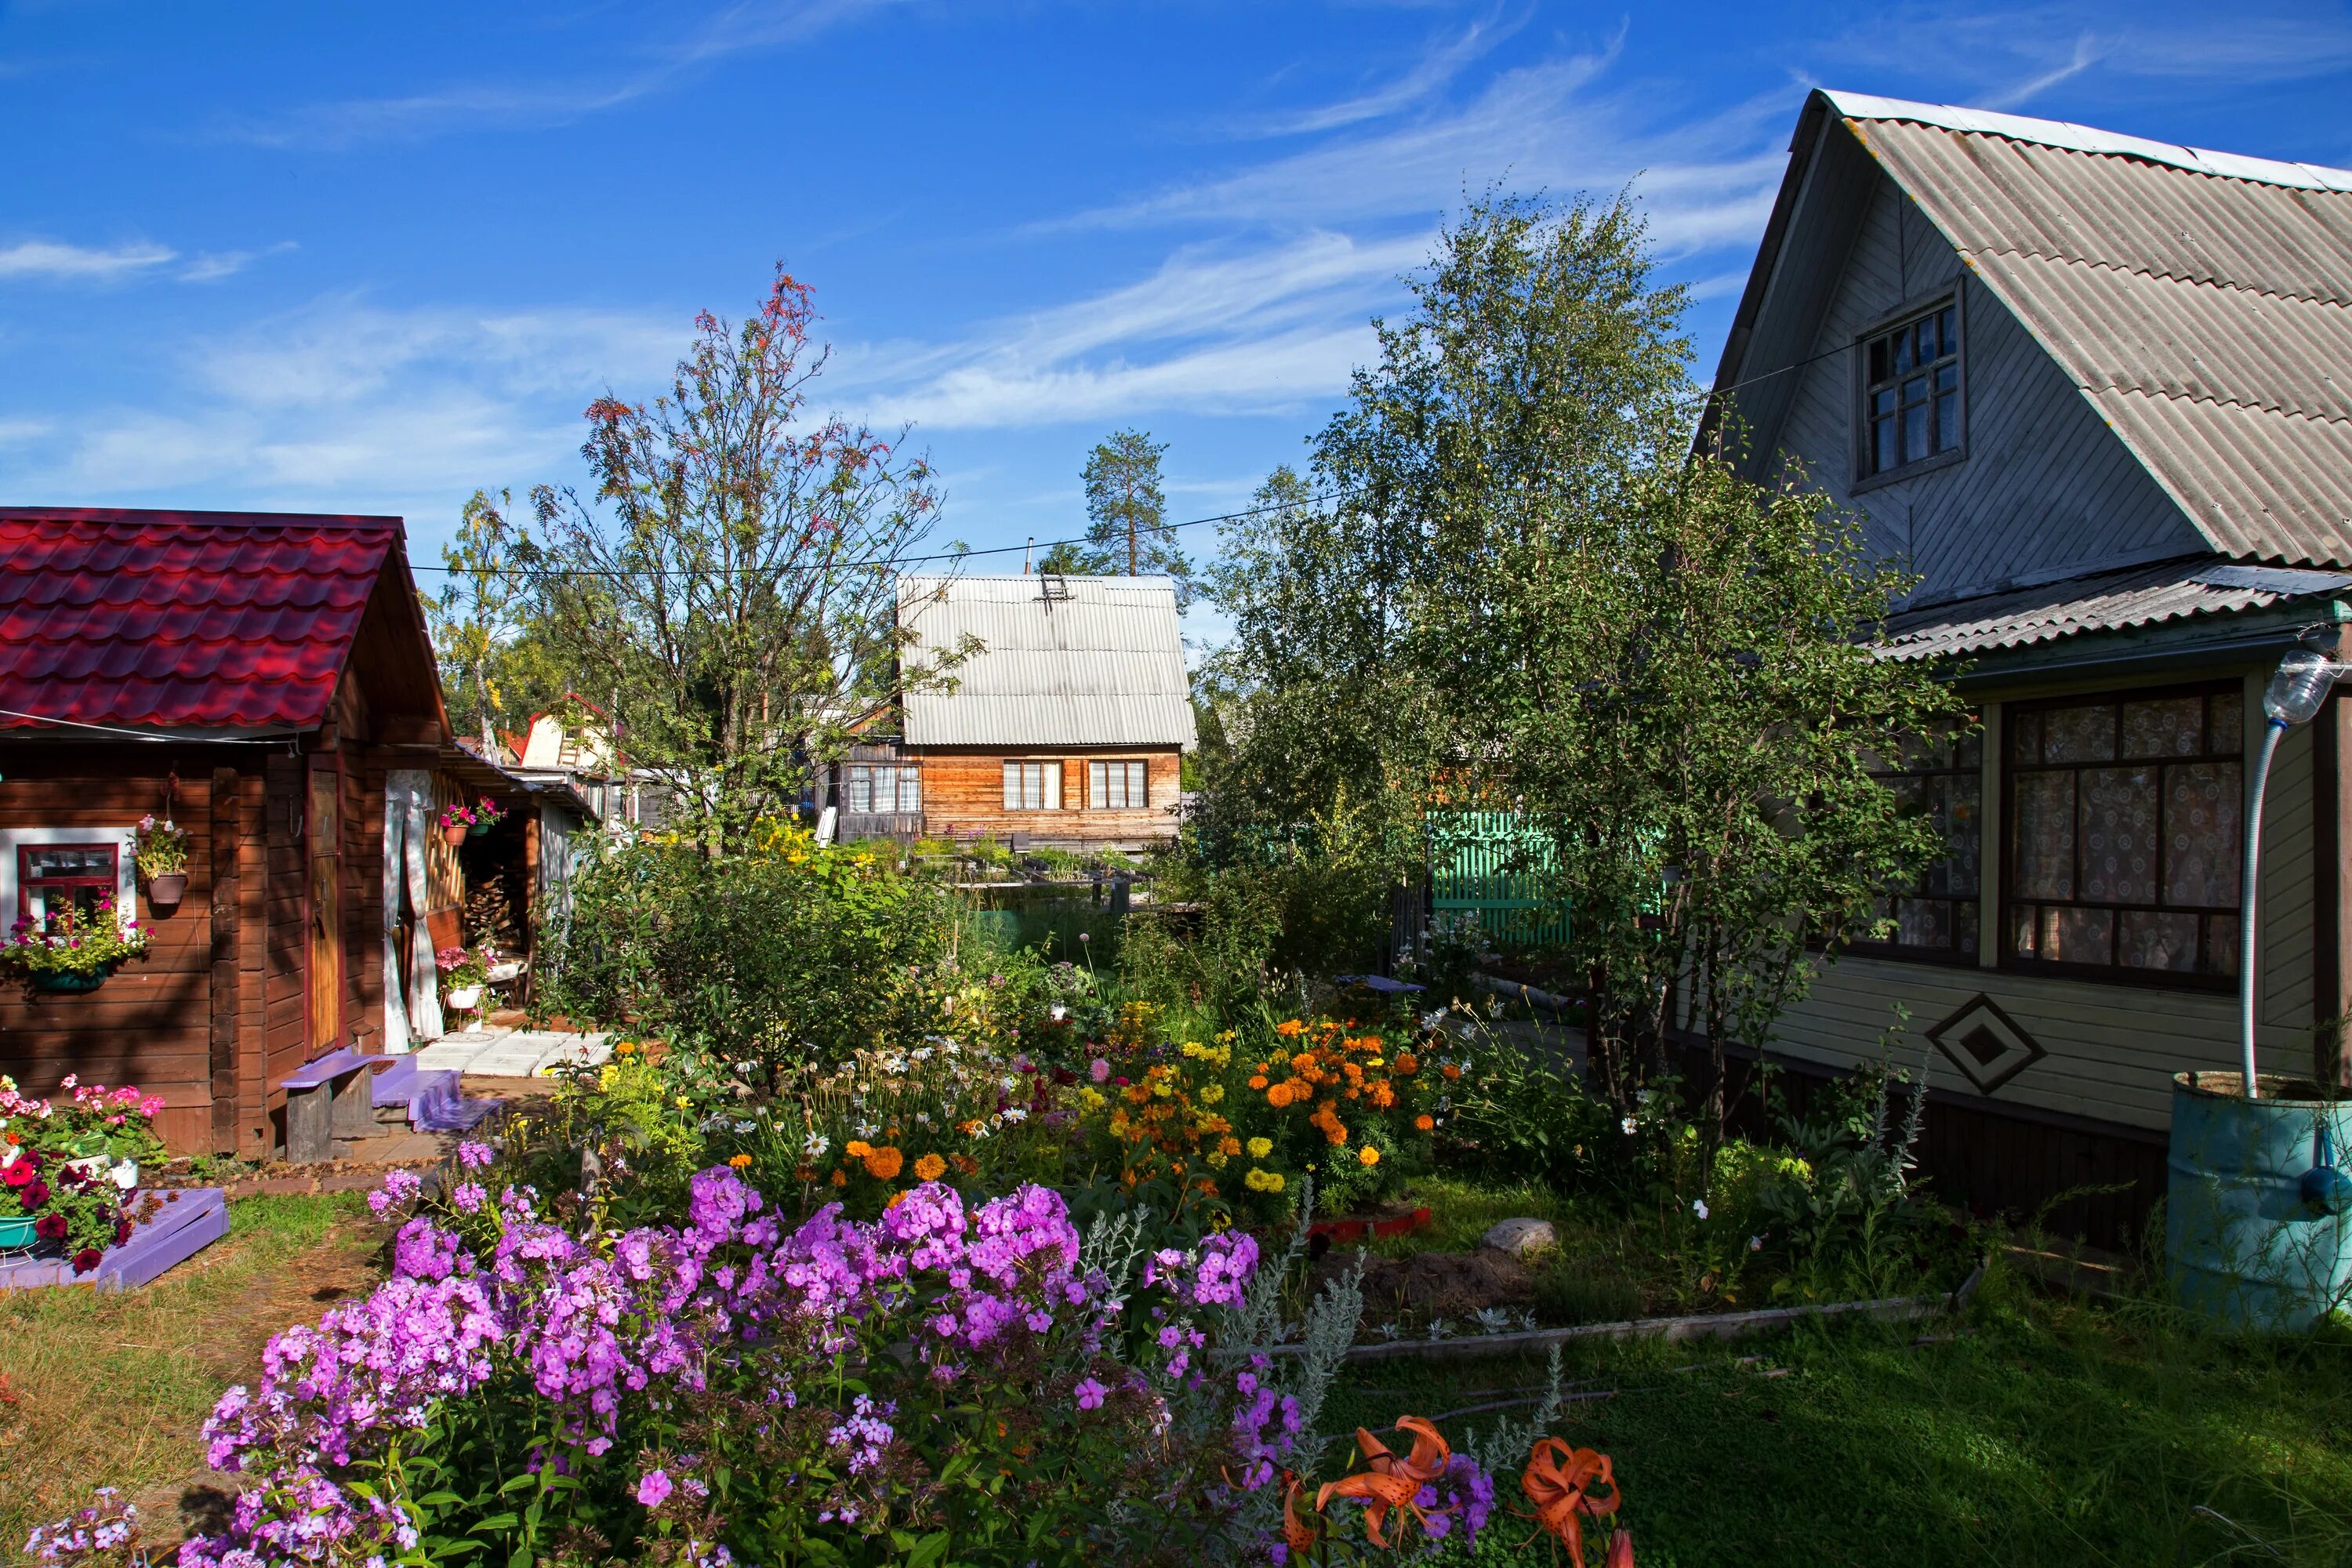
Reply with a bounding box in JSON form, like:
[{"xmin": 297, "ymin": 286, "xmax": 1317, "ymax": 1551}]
[{"xmin": 0, "ymin": 507, "xmax": 405, "ymax": 734}]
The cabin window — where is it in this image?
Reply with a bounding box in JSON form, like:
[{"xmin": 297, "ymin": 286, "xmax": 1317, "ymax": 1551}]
[
  {"xmin": 1002, "ymin": 760, "xmax": 1062, "ymax": 811},
  {"xmin": 17, "ymin": 844, "xmax": 120, "ymax": 931},
  {"xmin": 2005, "ymin": 684, "xmax": 2244, "ymax": 982},
  {"xmin": 1851, "ymin": 720, "xmax": 1980, "ymax": 962},
  {"xmin": 1859, "ymin": 299, "xmax": 1961, "ymax": 481},
  {"xmin": 846, "ymin": 764, "xmax": 920, "ymax": 815},
  {"xmin": 1088, "ymin": 760, "xmax": 1148, "ymax": 811}
]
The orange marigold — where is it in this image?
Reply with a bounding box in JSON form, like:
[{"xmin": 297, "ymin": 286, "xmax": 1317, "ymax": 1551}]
[
  {"xmin": 845, "ymin": 1139, "xmax": 873, "ymax": 1157},
  {"xmin": 862, "ymin": 1145, "xmax": 905, "ymax": 1180},
  {"xmin": 829, "ymin": 1169, "xmax": 849, "ymax": 1187},
  {"xmin": 1368, "ymin": 1082, "xmax": 1396, "ymax": 1109},
  {"xmin": 1247, "ymin": 1075, "xmax": 1269, "ymax": 1091},
  {"xmin": 1290, "ymin": 1052, "xmax": 1317, "ymax": 1076},
  {"xmin": 1441, "ymin": 1063, "xmax": 1462, "ymax": 1081},
  {"xmin": 950, "ymin": 1152, "xmax": 979, "ymax": 1176},
  {"xmin": 1394, "ymin": 1053, "xmax": 1418, "ymax": 1076},
  {"xmin": 1415, "ymin": 1114, "xmax": 1435, "ymax": 1131},
  {"xmin": 1275, "ymin": 1019, "xmax": 1307, "ymax": 1037},
  {"xmin": 914, "ymin": 1152, "xmax": 947, "ymax": 1181},
  {"xmin": 1326, "ymin": 1125, "xmax": 1348, "ymax": 1146}
]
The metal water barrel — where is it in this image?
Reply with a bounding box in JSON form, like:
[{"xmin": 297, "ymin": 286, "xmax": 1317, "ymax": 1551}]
[{"xmin": 2167, "ymin": 1073, "xmax": 2352, "ymax": 1330}]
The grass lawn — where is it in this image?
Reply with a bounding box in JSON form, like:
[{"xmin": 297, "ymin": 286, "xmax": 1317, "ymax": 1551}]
[
  {"xmin": 1319, "ymin": 1265, "xmax": 2352, "ymax": 1566},
  {"xmin": 0, "ymin": 1193, "xmax": 380, "ymax": 1559}
]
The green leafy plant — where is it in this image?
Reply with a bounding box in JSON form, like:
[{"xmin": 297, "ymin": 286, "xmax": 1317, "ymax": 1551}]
[{"xmin": 133, "ymin": 815, "xmax": 188, "ymax": 880}]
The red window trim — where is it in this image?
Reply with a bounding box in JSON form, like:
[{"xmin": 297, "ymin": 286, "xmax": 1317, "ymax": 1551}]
[{"xmin": 16, "ymin": 841, "xmax": 120, "ymax": 926}]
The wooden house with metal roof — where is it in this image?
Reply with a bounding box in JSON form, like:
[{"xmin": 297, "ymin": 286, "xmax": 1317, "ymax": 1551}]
[
  {"xmin": 0, "ymin": 507, "xmax": 586, "ymax": 1157},
  {"xmin": 824, "ymin": 574, "xmax": 1196, "ymax": 849},
  {"xmin": 1705, "ymin": 91, "xmax": 2352, "ymax": 1243}
]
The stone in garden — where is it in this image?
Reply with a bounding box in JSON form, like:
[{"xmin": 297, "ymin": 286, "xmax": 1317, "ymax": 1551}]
[
  {"xmin": 1480, "ymin": 1218, "xmax": 1559, "ymax": 1259},
  {"xmin": 1310, "ymin": 1248, "xmax": 1534, "ymax": 1319}
]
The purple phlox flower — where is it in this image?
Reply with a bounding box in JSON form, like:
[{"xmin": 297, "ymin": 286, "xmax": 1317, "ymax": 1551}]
[
  {"xmin": 826, "ymin": 1394, "xmax": 896, "ymax": 1475},
  {"xmin": 1074, "ymin": 1377, "xmax": 1106, "ymax": 1411},
  {"xmin": 456, "ymin": 1139, "xmax": 495, "ymax": 1169},
  {"xmin": 636, "ymin": 1469, "xmax": 673, "ymax": 1508},
  {"xmin": 365, "ymin": 1167, "xmax": 424, "ymax": 1218}
]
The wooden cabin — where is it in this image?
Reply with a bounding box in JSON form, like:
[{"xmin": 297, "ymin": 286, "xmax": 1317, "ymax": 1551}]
[
  {"xmin": 0, "ymin": 507, "xmax": 576, "ymax": 1157},
  {"xmin": 1702, "ymin": 92, "xmax": 2352, "ymax": 1243},
  {"xmin": 829, "ymin": 575, "xmax": 1196, "ymax": 851}
]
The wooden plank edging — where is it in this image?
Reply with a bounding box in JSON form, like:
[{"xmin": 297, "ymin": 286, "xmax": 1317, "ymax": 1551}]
[{"xmin": 1254, "ymin": 1260, "xmax": 1987, "ymax": 1365}]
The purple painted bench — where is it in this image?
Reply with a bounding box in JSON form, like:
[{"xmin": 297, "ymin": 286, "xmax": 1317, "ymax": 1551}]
[
  {"xmin": 280, "ymin": 1047, "xmax": 391, "ymax": 1163},
  {"xmin": 0, "ymin": 1187, "xmax": 229, "ymax": 1293}
]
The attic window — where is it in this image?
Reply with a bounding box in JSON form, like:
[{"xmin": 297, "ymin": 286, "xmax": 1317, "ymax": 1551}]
[{"xmin": 1859, "ymin": 299, "xmax": 1962, "ymax": 481}]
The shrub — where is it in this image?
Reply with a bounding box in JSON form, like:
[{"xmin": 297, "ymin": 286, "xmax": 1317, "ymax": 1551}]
[{"xmin": 543, "ymin": 822, "xmax": 953, "ymax": 1074}]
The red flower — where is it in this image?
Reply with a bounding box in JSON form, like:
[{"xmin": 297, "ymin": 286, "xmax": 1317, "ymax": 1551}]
[
  {"xmin": 71, "ymin": 1248, "xmax": 101, "ymax": 1273},
  {"xmin": 24, "ymin": 1181, "xmax": 49, "ymax": 1208},
  {"xmin": 114, "ymin": 1219, "xmax": 133, "ymax": 1244},
  {"xmin": 2, "ymin": 1160, "xmax": 31, "ymax": 1188},
  {"xmin": 34, "ymin": 1213, "xmax": 67, "ymax": 1240}
]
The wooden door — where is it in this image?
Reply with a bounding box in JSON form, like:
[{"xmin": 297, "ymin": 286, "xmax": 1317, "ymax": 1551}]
[{"xmin": 307, "ymin": 760, "xmax": 342, "ymax": 1051}]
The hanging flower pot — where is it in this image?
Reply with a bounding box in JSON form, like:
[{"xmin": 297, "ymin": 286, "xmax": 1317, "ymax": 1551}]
[
  {"xmin": 466, "ymin": 797, "xmax": 506, "ymax": 837},
  {"xmin": 442, "ymin": 822, "xmax": 470, "ymax": 848},
  {"xmin": 445, "ymin": 985, "xmax": 482, "ymax": 1012},
  {"xmin": 0, "ymin": 1215, "xmax": 34, "ymax": 1251},
  {"xmin": 466, "ymin": 822, "xmax": 491, "ymax": 838},
  {"xmin": 146, "ymin": 873, "xmax": 188, "ymax": 908}
]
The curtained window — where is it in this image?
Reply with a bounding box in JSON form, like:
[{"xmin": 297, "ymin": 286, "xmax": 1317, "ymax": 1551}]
[
  {"xmin": 2005, "ymin": 685, "xmax": 2243, "ymax": 981},
  {"xmin": 1850, "ymin": 720, "xmax": 1980, "ymax": 962}
]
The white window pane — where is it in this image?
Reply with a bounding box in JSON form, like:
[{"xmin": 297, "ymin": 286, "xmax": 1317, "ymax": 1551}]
[
  {"xmin": 1089, "ymin": 761, "xmax": 1107, "ymax": 809},
  {"xmin": 1128, "ymin": 762, "xmax": 1145, "ymax": 806},
  {"xmin": 1046, "ymin": 763, "xmax": 1062, "ymax": 810},
  {"xmin": 848, "ymin": 768, "xmax": 872, "ymax": 814},
  {"xmin": 1004, "ymin": 762, "xmax": 1022, "ymax": 810},
  {"xmin": 898, "ymin": 768, "xmax": 921, "ymax": 814}
]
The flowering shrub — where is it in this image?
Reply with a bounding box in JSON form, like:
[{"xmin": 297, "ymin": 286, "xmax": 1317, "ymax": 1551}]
[
  {"xmin": 1, "ymin": 898, "xmax": 150, "ymax": 981},
  {"xmin": 22, "ymin": 1486, "xmax": 150, "ymax": 1566},
  {"xmin": 183, "ymin": 1161, "xmax": 1378, "ymax": 1568},
  {"xmin": 1232, "ymin": 1017, "xmax": 1435, "ymax": 1217}
]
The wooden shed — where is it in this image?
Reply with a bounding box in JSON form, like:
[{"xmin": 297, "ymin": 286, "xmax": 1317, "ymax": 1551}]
[{"xmin": 0, "ymin": 507, "xmax": 456, "ymax": 1156}]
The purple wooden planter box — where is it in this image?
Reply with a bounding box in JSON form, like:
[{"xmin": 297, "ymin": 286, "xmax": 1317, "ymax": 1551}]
[{"xmin": 0, "ymin": 1187, "xmax": 229, "ymax": 1293}]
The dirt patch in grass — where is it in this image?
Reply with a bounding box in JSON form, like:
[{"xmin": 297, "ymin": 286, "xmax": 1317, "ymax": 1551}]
[{"xmin": 0, "ymin": 1193, "xmax": 383, "ymax": 1555}]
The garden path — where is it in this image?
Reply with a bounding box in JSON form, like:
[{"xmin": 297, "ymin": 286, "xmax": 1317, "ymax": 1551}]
[{"xmin": 413, "ymin": 1025, "xmax": 612, "ymax": 1078}]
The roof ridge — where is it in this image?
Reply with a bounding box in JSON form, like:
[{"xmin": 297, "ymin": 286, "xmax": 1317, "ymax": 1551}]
[{"xmin": 1823, "ymin": 89, "xmax": 2352, "ymax": 194}]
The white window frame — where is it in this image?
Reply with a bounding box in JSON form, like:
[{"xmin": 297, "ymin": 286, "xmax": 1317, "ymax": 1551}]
[
  {"xmin": 0, "ymin": 826, "xmax": 140, "ymax": 936},
  {"xmin": 1088, "ymin": 760, "xmax": 1149, "ymax": 810},
  {"xmin": 1002, "ymin": 760, "xmax": 1062, "ymax": 811}
]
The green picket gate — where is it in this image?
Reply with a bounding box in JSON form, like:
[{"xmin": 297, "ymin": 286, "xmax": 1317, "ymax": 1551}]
[{"xmin": 1428, "ymin": 811, "xmax": 1570, "ymax": 948}]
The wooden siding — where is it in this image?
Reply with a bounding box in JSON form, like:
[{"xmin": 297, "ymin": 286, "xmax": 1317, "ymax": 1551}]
[
  {"xmin": 1772, "ymin": 705, "xmax": 2320, "ymax": 1133},
  {"xmin": 1764, "ymin": 167, "xmax": 2208, "ymax": 604},
  {"xmin": 915, "ymin": 750, "xmax": 1182, "ymax": 844}
]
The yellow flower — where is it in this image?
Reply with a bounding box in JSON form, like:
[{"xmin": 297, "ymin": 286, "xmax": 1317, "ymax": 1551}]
[
  {"xmin": 1077, "ymin": 1087, "xmax": 1107, "ymax": 1112},
  {"xmin": 728, "ymin": 1153, "xmax": 753, "ymax": 1169},
  {"xmin": 675, "ymin": 1096, "xmax": 691, "ymax": 1109},
  {"xmin": 1358, "ymin": 1145, "xmax": 1381, "ymax": 1167},
  {"xmin": 1200, "ymin": 1083, "xmax": 1225, "ymax": 1105},
  {"xmin": 1246, "ymin": 1137, "xmax": 1272, "ymax": 1159}
]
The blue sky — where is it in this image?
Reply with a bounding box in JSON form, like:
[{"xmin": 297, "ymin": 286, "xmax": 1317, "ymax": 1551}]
[{"xmin": 6, "ymin": 0, "xmax": 2352, "ymax": 642}]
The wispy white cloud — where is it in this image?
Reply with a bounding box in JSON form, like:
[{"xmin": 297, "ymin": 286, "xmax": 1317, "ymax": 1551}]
[
  {"xmin": 223, "ymin": 0, "xmax": 911, "ymax": 150},
  {"xmin": 1239, "ymin": 11, "xmax": 1524, "ymax": 137},
  {"xmin": 1053, "ymin": 51, "xmax": 1790, "ymax": 262},
  {"xmin": 0, "ymin": 239, "xmax": 177, "ymax": 280},
  {"xmin": 6, "ymin": 297, "xmax": 687, "ymax": 521},
  {"xmin": 1817, "ymin": 4, "xmax": 2352, "ymax": 111},
  {"xmin": 837, "ymin": 230, "xmax": 1421, "ymax": 430}
]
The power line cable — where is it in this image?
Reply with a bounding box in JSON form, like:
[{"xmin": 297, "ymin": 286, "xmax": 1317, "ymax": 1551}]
[{"xmin": 408, "ymin": 488, "xmax": 1347, "ymax": 580}]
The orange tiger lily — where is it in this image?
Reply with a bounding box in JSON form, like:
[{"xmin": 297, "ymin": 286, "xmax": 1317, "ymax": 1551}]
[
  {"xmin": 1519, "ymin": 1438, "xmax": 1623, "ymax": 1561},
  {"xmin": 1280, "ymin": 1469, "xmax": 1319, "ymax": 1555},
  {"xmin": 1315, "ymin": 1417, "xmax": 1451, "ymax": 1547}
]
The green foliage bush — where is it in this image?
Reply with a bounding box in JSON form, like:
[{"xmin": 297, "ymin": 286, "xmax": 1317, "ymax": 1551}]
[{"xmin": 543, "ymin": 824, "xmax": 953, "ymax": 1073}]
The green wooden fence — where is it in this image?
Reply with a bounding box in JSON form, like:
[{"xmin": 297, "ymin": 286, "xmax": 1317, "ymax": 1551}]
[{"xmin": 1428, "ymin": 811, "xmax": 1571, "ymax": 948}]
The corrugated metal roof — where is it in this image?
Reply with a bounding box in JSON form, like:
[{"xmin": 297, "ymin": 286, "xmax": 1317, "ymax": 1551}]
[
  {"xmin": 1822, "ymin": 93, "xmax": 2352, "ymax": 567},
  {"xmin": 1877, "ymin": 557, "xmax": 2352, "ymax": 662},
  {"xmin": 897, "ymin": 575, "xmax": 1197, "ymax": 749},
  {"xmin": 0, "ymin": 507, "xmax": 405, "ymax": 732}
]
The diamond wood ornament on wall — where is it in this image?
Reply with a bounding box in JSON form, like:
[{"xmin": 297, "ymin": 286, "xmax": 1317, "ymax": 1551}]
[{"xmin": 1926, "ymin": 994, "xmax": 2047, "ymax": 1094}]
